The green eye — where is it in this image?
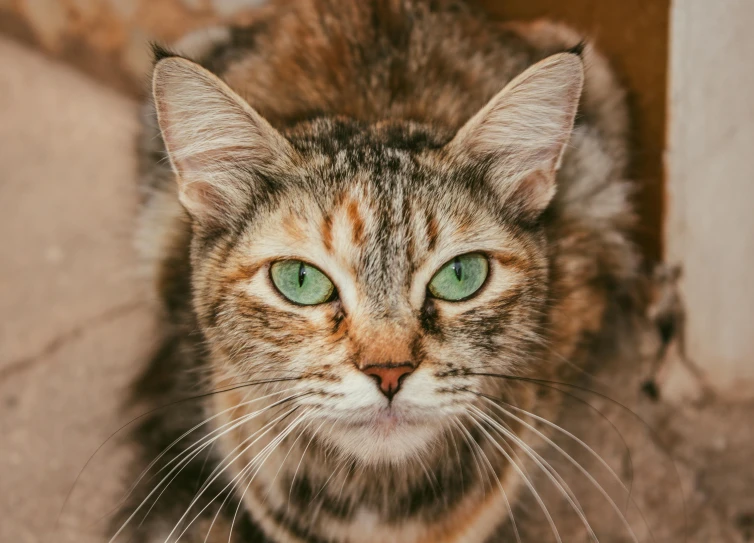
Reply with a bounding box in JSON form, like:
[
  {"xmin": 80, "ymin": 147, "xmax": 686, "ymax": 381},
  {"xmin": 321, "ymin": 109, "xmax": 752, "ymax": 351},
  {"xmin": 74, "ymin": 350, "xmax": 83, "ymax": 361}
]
[
  {"xmin": 428, "ymin": 253, "xmax": 488, "ymax": 301},
  {"xmin": 270, "ymin": 260, "xmax": 335, "ymax": 305}
]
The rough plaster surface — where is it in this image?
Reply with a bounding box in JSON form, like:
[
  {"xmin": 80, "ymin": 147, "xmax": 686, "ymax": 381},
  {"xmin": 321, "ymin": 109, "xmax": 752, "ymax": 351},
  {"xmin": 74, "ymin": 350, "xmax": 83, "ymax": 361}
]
[
  {"xmin": 1, "ymin": 35, "xmax": 753, "ymax": 543},
  {"xmin": 666, "ymin": 0, "xmax": 754, "ymax": 395},
  {"xmin": 0, "ymin": 0, "xmax": 268, "ymax": 92},
  {"xmin": 0, "ymin": 37, "xmax": 154, "ymax": 542}
]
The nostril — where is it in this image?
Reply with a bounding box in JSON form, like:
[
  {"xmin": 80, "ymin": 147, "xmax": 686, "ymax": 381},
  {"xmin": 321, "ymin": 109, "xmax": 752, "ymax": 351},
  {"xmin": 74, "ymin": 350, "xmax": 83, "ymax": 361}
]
[{"xmin": 362, "ymin": 363, "xmax": 415, "ymax": 399}]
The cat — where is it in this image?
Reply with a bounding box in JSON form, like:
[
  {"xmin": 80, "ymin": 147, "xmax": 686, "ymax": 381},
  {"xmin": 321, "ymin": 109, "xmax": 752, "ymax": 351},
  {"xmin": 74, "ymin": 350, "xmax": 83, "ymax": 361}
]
[{"xmin": 116, "ymin": 0, "xmax": 639, "ymax": 541}]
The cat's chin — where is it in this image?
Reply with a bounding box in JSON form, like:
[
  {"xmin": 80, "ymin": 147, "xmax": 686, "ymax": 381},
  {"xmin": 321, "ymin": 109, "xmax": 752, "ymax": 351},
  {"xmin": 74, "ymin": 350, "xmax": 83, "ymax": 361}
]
[{"xmin": 319, "ymin": 411, "xmax": 442, "ymax": 465}]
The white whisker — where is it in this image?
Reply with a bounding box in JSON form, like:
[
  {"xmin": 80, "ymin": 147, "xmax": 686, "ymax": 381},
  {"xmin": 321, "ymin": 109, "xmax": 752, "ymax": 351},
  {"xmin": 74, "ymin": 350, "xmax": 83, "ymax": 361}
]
[
  {"xmin": 154, "ymin": 388, "xmax": 304, "ymax": 480},
  {"xmin": 110, "ymin": 394, "xmax": 303, "ymax": 542},
  {"xmin": 162, "ymin": 406, "xmax": 301, "ymax": 542},
  {"xmin": 451, "ymin": 417, "xmax": 522, "ymax": 543},
  {"xmin": 287, "ymin": 419, "xmax": 327, "ymax": 514},
  {"xmin": 200, "ymin": 409, "xmax": 308, "ymax": 543},
  {"xmin": 227, "ymin": 409, "xmax": 311, "ymax": 542},
  {"xmin": 446, "ymin": 423, "xmax": 466, "ymax": 495},
  {"xmin": 416, "ymin": 455, "xmax": 441, "ymax": 503},
  {"xmin": 465, "ymin": 410, "xmax": 563, "ymax": 543},
  {"xmin": 139, "ymin": 394, "xmax": 305, "ymax": 530},
  {"xmin": 311, "ymin": 457, "xmax": 347, "ymax": 505},
  {"xmin": 118, "ymin": 386, "xmax": 301, "ymax": 514},
  {"xmin": 450, "ymin": 416, "xmax": 489, "ymax": 494},
  {"xmin": 261, "ymin": 417, "xmax": 312, "ymax": 506},
  {"xmin": 470, "ymin": 406, "xmax": 598, "ymax": 542},
  {"xmin": 484, "ymin": 398, "xmax": 640, "ymax": 542},
  {"xmin": 152, "ymin": 406, "xmax": 295, "ymax": 538},
  {"xmin": 477, "ymin": 409, "xmax": 589, "ymax": 522}
]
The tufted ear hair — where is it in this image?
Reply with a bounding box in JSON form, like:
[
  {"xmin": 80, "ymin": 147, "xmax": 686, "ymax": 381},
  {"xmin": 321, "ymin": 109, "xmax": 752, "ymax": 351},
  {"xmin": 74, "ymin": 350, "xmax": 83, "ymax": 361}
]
[
  {"xmin": 152, "ymin": 55, "xmax": 298, "ymax": 226},
  {"xmin": 446, "ymin": 52, "xmax": 584, "ymax": 221}
]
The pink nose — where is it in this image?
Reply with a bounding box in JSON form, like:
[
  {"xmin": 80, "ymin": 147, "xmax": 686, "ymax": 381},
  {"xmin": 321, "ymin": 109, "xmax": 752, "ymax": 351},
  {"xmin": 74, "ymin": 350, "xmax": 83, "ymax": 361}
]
[{"xmin": 362, "ymin": 364, "xmax": 415, "ymax": 399}]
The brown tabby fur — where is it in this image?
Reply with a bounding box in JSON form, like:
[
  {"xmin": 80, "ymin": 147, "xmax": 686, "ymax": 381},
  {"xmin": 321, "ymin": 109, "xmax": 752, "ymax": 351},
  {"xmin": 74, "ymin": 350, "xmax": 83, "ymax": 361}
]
[{"xmin": 117, "ymin": 1, "xmax": 639, "ymax": 542}]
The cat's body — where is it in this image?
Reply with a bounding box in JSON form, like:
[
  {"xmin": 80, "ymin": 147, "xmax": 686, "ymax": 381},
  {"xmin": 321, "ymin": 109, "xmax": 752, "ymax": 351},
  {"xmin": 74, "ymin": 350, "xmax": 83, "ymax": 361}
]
[{"xmin": 120, "ymin": 1, "xmax": 639, "ymax": 542}]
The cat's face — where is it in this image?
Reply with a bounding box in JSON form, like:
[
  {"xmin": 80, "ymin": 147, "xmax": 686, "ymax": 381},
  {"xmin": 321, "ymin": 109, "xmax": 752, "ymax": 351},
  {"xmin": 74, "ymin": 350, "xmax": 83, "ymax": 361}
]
[
  {"xmin": 152, "ymin": 52, "xmax": 583, "ymax": 465},
  {"xmin": 193, "ymin": 120, "xmax": 550, "ymax": 463}
]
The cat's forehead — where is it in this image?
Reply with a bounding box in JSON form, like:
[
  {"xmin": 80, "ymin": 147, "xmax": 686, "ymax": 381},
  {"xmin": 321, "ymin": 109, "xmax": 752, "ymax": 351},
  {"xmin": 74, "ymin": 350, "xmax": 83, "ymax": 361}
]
[
  {"xmin": 240, "ymin": 178, "xmax": 510, "ymax": 316},
  {"xmin": 244, "ymin": 163, "xmax": 510, "ymax": 282},
  {"xmin": 252, "ymin": 120, "xmax": 504, "ymax": 257},
  {"xmin": 285, "ymin": 119, "xmax": 465, "ymax": 216},
  {"xmin": 286, "ymin": 118, "xmax": 449, "ymax": 174}
]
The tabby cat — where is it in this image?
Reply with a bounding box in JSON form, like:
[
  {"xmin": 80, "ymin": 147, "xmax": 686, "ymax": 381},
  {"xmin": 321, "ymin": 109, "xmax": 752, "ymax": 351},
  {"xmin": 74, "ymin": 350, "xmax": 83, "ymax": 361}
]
[{"xmin": 117, "ymin": 0, "xmax": 638, "ymax": 541}]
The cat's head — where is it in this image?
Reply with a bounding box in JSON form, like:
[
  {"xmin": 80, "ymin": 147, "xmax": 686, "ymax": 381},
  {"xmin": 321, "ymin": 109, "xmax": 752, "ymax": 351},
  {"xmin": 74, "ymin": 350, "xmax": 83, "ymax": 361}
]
[{"xmin": 151, "ymin": 51, "xmax": 583, "ymax": 464}]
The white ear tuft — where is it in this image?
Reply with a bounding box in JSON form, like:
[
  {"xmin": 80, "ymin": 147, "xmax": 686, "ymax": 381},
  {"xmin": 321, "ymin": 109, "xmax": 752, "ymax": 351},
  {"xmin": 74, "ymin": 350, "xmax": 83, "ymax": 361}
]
[
  {"xmin": 447, "ymin": 52, "xmax": 584, "ymax": 219},
  {"xmin": 152, "ymin": 56, "xmax": 297, "ymax": 225}
]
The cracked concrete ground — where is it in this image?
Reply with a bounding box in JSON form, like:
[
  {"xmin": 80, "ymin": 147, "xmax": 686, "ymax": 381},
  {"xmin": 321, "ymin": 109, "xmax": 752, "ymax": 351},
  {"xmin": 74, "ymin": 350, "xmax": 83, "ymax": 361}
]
[{"xmin": 0, "ymin": 37, "xmax": 154, "ymax": 542}]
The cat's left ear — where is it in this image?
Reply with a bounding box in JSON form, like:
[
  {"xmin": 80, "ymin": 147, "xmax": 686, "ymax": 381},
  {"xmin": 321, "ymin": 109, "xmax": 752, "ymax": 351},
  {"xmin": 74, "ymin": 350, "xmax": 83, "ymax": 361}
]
[
  {"xmin": 152, "ymin": 55, "xmax": 298, "ymax": 226},
  {"xmin": 446, "ymin": 52, "xmax": 584, "ymax": 221}
]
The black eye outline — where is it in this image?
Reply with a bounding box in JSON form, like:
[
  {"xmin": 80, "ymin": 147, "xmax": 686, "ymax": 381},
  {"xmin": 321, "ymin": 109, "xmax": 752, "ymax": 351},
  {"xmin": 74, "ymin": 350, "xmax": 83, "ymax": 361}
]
[
  {"xmin": 426, "ymin": 252, "xmax": 491, "ymax": 303},
  {"xmin": 268, "ymin": 259, "xmax": 340, "ymax": 307}
]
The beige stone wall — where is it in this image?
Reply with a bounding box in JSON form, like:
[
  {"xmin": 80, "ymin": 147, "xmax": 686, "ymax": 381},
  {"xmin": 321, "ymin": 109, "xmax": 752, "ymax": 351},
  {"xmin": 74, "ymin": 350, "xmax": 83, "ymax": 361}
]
[
  {"xmin": 666, "ymin": 0, "xmax": 754, "ymax": 397},
  {"xmin": 0, "ymin": 0, "xmax": 267, "ymax": 94}
]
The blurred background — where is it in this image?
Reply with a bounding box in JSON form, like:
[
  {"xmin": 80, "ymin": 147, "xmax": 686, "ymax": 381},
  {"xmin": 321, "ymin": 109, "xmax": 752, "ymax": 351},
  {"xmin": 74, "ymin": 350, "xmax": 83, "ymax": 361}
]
[{"xmin": 0, "ymin": 0, "xmax": 752, "ymax": 542}]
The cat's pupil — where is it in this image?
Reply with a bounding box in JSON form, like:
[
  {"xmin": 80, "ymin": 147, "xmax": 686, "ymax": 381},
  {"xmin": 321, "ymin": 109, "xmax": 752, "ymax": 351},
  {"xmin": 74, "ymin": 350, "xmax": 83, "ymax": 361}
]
[
  {"xmin": 452, "ymin": 257, "xmax": 463, "ymax": 281},
  {"xmin": 298, "ymin": 262, "xmax": 307, "ymax": 287}
]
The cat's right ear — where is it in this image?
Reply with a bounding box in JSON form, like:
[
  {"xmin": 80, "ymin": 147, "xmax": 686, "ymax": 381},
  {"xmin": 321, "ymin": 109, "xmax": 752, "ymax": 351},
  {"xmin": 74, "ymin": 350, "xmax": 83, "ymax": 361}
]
[
  {"xmin": 445, "ymin": 52, "xmax": 584, "ymax": 222},
  {"xmin": 152, "ymin": 55, "xmax": 298, "ymax": 226}
]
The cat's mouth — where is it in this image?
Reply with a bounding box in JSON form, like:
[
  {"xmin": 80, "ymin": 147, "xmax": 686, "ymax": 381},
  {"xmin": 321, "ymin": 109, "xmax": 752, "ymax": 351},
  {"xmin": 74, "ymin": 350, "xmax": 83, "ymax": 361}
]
[
  {"xmin": 338, "ymin": 403, "xmax": 437, "ymax": 436},
  {"xmin": 320, "ymin": 406, "xmax": 440, "ymax": 463},
  {"xmin": 364, "ymin": 408, "xmax": 405, "ymax": 433}
]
